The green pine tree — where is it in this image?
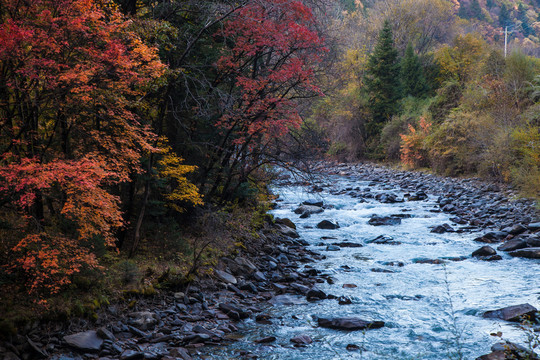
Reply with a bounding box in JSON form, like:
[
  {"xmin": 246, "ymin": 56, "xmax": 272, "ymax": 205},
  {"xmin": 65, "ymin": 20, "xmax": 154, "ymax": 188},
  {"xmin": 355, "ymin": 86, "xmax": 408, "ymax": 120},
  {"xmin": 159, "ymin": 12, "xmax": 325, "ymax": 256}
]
[
  {"xmin": 499, "ymin": 4, "xmax": 511, "ymax": 27},
  {"xmin": 364, "ymin": 20, "xmax": 402, "ymax": 141},
  {"xmin": 400, "ymin": 43, "xmax": 429, "ymax": 98},
  {"xmin": 518, "ymin": 3, "xmax": 534, "ymax": 37},
  {"xmin": 470, "ymin": 0, "xmax": 485, "ymax": 20},
  {"xmin": 458, "ymin": 2, "xmax": 470, "ymax": 19},
  {"xmin": 486, "ymin": 0, "xmax": 495, "ymax": 8}
]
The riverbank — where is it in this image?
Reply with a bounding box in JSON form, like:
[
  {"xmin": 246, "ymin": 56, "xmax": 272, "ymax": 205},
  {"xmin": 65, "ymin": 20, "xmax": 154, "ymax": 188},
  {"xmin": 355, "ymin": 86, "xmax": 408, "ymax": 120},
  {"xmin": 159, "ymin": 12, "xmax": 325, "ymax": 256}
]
[{"xmin": 2, "ymin": 161, "xmax": 539, "ymax": 359}]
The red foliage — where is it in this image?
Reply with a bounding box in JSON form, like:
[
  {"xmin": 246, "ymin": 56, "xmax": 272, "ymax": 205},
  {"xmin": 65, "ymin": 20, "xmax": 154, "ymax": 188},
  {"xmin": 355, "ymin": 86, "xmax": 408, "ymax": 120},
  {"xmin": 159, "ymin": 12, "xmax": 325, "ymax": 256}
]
[
  {"xmin": 400, "ymin": 117, "xmax": 432, "ymax": 168},
  {"xmin": 215, "ymin": 0, "xmax": 325, "ymax": 145},
  {"xmin": 0, "ymin": 0, "xmax": 165, "ymax": 298}
]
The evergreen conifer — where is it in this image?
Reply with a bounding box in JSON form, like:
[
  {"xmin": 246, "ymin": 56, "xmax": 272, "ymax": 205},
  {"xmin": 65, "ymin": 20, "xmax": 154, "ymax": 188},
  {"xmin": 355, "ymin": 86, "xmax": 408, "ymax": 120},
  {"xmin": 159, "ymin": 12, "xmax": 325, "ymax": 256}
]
[
  {"xmin": 400, "ymin": 43, "xmax": 429, "ymax": 98},
  {"xmin": 499, "ymin": 4, "xmax": 511, "ymax": 27},
  {"xmin": 364, "ymin": 20, "xmax": 402, "ymax": 141}
]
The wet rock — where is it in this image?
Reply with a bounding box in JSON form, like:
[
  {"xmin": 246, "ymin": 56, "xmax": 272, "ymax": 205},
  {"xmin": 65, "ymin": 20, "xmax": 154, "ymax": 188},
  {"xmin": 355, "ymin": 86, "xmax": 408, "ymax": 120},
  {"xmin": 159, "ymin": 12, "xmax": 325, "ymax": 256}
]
[
  {"xmin": 294, "ymin": 205, "xmax": 324, "ymax": 216},
  {"xmin": 214, "ymin": 269, "xmax": 237, "ymax": 284},
  {"xmin": 128, "ymin": 312, "xmax": 158, "ymax": 330},
  {"xmin": 64, "ymin": 331, "xmax": 103, "ymax": 352},
  {"xmin": 509, "ymin": 248, "xmax": 540, "ymax": 259},
  {"xmin": 475, "ymin": 232, "xmax": 508, "ymax": 243},
  {"xmin": 406, "ymin": 191, "xmax": 428, "ymax": 201},
  {"xmin": 275, "ymin": 217, "xmax": 296, "ymax": 230},
  {"xmin": 325, "ymin": 245, "xmax": 340, "ymax": 251},
  {"xmin": 413, "ymin": 258, "xmax": 445, "ymax": 264},
  {"xmin": 317, "ymin": 220, "xmax": 340, "ymax": 229},
  {"xmin": 255, "ymin": 314, "xmax": 272, "ymax": 325},
  {"xmin": 346, "ymin": 344, "xmax": 361, "ymax": 351},
  {"xmin": 290, "ymin": 335, "xmax": 312, "ymax": 345},
  {"xmin": 26, "ymin": 337, "xmax": 47, "ymax": 358},
  {"xmin": 368, "ymin": 216, "xmax": 401, "ymax": 226},
  {"xmin": 450, "ymin": 217, "xmax": 468, "ymax": 225},
  {"xmin": 120, "ymin": 350, "xmax": 145, "ymax": 360},
  {"xmin": 504, "ymin": 224, "xmax": 528, "ymax": 236},
  {"xmin": 338, "ymin": 296, "xmax": 352, "ymax": 305},
  {"xmin": 169, "ymin": 348, "xmax": 192, "ymax": 360},
  {"xmin": 252, "ymin": 271, "xmax": 267, "ymax": 282},
  {"xmin": 528, "ymin": 222, "xmax": 540, "ymax": 231},
  {"xmin": 317, "ymin": 317, "xmax": 384, "ymax": 331},
  {"xmin": 366, "ymin": 235, "xmax": 401, "ymax": 245},
  {"xmin": 497, "ymin": 239, "xmax": 528, "ymax": 252},
  {"xmin": 472, "ymin": 246, "xmax": 497, "ymax": 257},
  {"xmin": 342, "ymin": 283, "xmax": 357, "ymax": 288},
  {"xmin": 218, "ymin": 303, "xmax": 249, "ymax": 320},
  {"xmin": 276, "ymin": 224, "xmax": 300, "ymax": 238},
  {"xmin": 306, "ymin": 287, "xmax": 327, "ymax": 300},
  {"xmin": 483, "ymin": 303, "xmax": 537, "ymax": 322},
  {"xmin": 183, "ymin": 333, "xmax": 211, "ymax": 344},
  {"xmin": 254, "ymin": 336, "xmax": 276, "ymax": 344},
  {"xmin": 371, "ymin": 268, "xmax": 395, "ymax": 273},
  {"xmin": 303, "ymin": 200, "xmax": 324, "ymax": 207},
  {"xmin": 332, "ymin": 241, "xmax": 363, "ymax": 248},
  {"xmin": 375, "ymin": 192, "xmax": 403, "ymax": 203},
  {"xmin": 269, "ymin": 295, "xmax": 307, "ymax": 306},
  {"xmin": 97, "ymin": 328, "xmax": 115, "ymax": 342},
  {"xmin": 430, "ymin": 223, "xmax": 455, "ymax": 233}
]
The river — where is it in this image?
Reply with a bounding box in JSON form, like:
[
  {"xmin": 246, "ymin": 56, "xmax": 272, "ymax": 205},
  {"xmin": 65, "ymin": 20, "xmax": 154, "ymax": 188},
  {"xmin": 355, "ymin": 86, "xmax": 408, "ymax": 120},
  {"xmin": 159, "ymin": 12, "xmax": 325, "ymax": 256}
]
[{"xmin": 201, "ymin": 169, "xmax": 539, "ymax": 359}]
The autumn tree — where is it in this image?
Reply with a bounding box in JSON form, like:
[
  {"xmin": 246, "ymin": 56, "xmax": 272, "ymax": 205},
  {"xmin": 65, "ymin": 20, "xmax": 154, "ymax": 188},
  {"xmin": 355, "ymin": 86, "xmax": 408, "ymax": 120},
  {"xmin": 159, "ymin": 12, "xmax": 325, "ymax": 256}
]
[
  {"xmin": 0, "ymin": 0, "xmax": 203, "ymax": 298},
  {"xmin": 364, "ymin": 20, "xmax": 402, "ymax": 142}
]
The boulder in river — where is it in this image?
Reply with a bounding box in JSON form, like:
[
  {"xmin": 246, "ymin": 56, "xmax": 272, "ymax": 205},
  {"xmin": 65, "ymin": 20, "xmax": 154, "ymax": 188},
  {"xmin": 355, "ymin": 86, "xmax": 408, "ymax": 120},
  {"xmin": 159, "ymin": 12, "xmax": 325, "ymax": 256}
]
[
  {"xmin": 332, "ymin": 241, "xmax": 363, "ymax": 248},
  {"xmin": 497, "ymin": 239, "xmax": 528, "ymax": 252},
  {"xmin": 275, "ymin": 223, "xmax": 300, "ymax": 238},
  {"xmin": 509, "ymin": 247, "xmax": 540, "ymax": 259},
  {"xmin": 294, "ymin": 205, "xmax": 324, "ymax": 216},
  {"xmin": 317, "ymin": 220, "xmax": 340, "ymax": 229},
  {"xmin": 482, "ymin": 303, "xmax": 537, "ymax": 322},
  {"xmin": 366, "ymin": 235, "xmax": 401, "ymax": 245},
  {"xmin": 275, "ymin": 217, "xmax": 296, "ymax": 230},
  {"xmin": 472, "ymin": 246, "xmax": 497, "ymax": 257},
  {"xmin": 430, "ymin": 223, "xmax": 455, "ymax": 233},
  {"xmin": 317, "ymin": 317, "xmax": 384, "ymax": 331},
  {"xmin": 368, "ymin": 216, "xmax": 401, "ymax": 226},
  {"xmin": 290, "ymin": 334, "xmax": 313, "ymax": 345}
]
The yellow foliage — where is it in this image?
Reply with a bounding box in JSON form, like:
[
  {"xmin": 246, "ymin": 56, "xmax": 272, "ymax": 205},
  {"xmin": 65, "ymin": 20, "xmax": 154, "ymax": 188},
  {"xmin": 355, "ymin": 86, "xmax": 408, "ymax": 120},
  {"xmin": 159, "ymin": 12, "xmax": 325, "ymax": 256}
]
[
  {"xmin": 511, "ymin": 125, "xmax": 540, "ymax": 199},
  {"xmin": 435, "ymin": 33, "xmax": 488, "ymax": 84},
  {"xmin": 157, "ymin": 145, "xmax": 203, "ymax": 212}
]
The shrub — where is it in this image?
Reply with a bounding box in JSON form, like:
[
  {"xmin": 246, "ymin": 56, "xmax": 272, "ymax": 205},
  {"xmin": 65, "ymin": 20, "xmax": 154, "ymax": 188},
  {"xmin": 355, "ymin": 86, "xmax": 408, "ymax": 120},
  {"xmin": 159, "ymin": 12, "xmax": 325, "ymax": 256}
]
[{"xmin": 400, "ymin": 116, "xmax": 432, "ymax": 168}]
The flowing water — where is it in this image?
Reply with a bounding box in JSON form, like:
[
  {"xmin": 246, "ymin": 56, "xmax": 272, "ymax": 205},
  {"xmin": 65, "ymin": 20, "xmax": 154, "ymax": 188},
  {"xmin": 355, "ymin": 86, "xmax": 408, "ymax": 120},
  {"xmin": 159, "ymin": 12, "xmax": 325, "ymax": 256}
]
[{"xmin": 203, "ymin": 174, "xmax": 539, "ymax": 359}]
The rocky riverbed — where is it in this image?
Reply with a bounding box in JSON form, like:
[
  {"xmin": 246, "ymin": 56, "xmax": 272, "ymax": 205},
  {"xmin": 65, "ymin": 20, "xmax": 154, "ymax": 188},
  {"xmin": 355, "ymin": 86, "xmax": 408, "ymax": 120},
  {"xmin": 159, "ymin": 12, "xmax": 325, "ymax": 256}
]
[{"xmin": 2, "ymin": 162, "xmax": 539, "ymax": 360}]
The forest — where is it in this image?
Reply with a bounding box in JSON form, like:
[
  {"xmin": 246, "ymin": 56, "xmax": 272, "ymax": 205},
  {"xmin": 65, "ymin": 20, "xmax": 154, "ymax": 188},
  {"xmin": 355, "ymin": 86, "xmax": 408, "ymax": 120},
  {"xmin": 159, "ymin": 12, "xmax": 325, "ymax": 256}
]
[{"xmin": 0, "ymin": 0, "xmax": 539, "ymax": 333}]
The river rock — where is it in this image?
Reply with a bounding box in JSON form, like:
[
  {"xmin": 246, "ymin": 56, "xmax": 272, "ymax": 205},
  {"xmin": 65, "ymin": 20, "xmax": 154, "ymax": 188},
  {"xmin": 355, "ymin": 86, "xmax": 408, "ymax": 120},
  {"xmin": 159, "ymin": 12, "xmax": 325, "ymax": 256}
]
[
  {"xmin": 269, "ymin": 295, "xmax": 307, "ymax": 306},
  {"xmin": 306, "ymin": 287, "xmax": 327, "ymax": 300},
  {"xmin": 528, "ymin": 222, "xmax": 540, "ymax": 231},
  {"xmin": 366, "ymin": 235, "xmax": 401, "ymax": 245},
  {"xmin": 475, "ymin": 231, "xmax": 508, "ymax": 243},
  {"xmin": 332, "ymin": 241, "xmax": 363, "ymax": 248},
  {"xmin": 525, "ymin": 236, "xmax": 540, "ymax": 247},
  {"xmin": 276, "ymin": 224, "xmax": 300, "ymax": 238},
  {"xmin": 128, "ymin": 312, "xmax": 158, "ymax": 330},
  {"xmin": 120, "ymin": 350, "xmax": 145, "ymax": 360},
  {"xmin": 317, "ymin": 220, "xmax": 340, "ymax": 229},
  {"xmin": 290, "ymin": 335, "xmax": 312, "ymax": 345},
  {"xmin": 472, "ymin": 246, "xmax": 497, "ymax": 257},
  {"xmin": 406, "ymin": 191, "xmax": 428, "ymax": 201},
  {"xmin": 430, "ymin": 223, "xmax": 455, "ymax": 233},
  {"xmin": 375, "ymin": 192, "xmax": 403, "ymax": 203},
  {"xmin": 368, "ymin": 216, "xmax": 401, "ymax": 226},
  {"xmin": 317, "ymin": 317, "xmax": 385, "ymax": 331},
  {"xmin": 497, "ymin": 239, "xmax": 528, "ymax": 252},
  {"xmin": 254, "ymin": 336, "xmax": 276, "ymax": 344},
  {"xmin": 64, "ymin": 330, "xmax": 103, "ymax": 352},
  {"xmin": 214, "ymin": 269, "xmax": 237, "ymax": 284},
  {"xmin": 218, "ymin": 303, "xmax": 249, "ymax": 320},
  {"xmin": 294, "ymin": 205, "xmax": 324, "ymax": 216},
  {"xmin": 275, "ymin": 217, "xmax": 296, "ymax": 229},
  {"xmin": 303, "ymin": 200, "xmax": 324, "ymax": 207},
  {"xmin": 483, "ymin": 303, "xmax": 537, "ymax": 321},
  {"xmin": 234, "ymin": 257, "xmax": 257, "ymax": 272},
  {"xmin": 338, "ymin": 296, "xmax": 352, "ymax": 305},
  {"xmin": 326, "ymin": 245, "xmax": 340, "ymax": 251},
  {"xmin": 509, "ymin": 248, "xmax": 540, "ymax": 259},
  {"xmin": 504, "ymin": 224, "xmax": 528, "ymax": 236}
]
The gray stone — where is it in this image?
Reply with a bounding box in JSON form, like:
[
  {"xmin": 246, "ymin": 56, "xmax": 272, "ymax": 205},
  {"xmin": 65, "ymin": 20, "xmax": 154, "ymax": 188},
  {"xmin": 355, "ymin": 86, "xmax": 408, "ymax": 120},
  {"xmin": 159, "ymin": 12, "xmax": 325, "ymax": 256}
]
[
  {"xmin": 294, "ymin": 205, "xmax": 324, "ymax": 216},
  {"xmin": 430, "ymin": 223, "xmax": 455, "ymax": 233},
  {"xmin": 317, "ymin": 220, "xmax": 340, "ymax": 229},
  {"xmin": 234, "ymin": 257, "xmax": 257, "ymax": 272},
  {"xmin": 214, "ymin": 269, "xmax": 237, "ymax": 284},
  {"xmin": 509, "ymin": 248, "xmax": 540, "ymax": 259},
  {"xmin": 325, "ymin": 245, "xmax": 340, "ymax": 251},
  {"xmin": 276, "ymin": 224, "xmax": 300, "ymax": 238},
  {"xmin": 64, "ymin": 331, "xmax": 103, "ymax": 352},
  {"xmin": 290, "ymin": 335, "xmax": 312, "ymax": 345},
  {"xmin": 269, "ymin": 295, "xmax": 307, "ymax": 306},
  {"xmin": 497, "ymin": 239, "xmax": 528, "ymax": 252},
  {"xmin": 317, "ymin": 317, "xmax": 385, "ymax": 331},
  {"xmin": 483, "ymin": 303, "xmax": 537, "ymax": 321},
  {"xmin": 472, "ymin": 246, "xmax": 497, "ymax": 257},
  {"xmin": 368, "ymin": 216, "xmax": 401, "ymax": 226},
  {"xmin": 128, "ymin": 312, "xmax": 158, "ymax": 330}
]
